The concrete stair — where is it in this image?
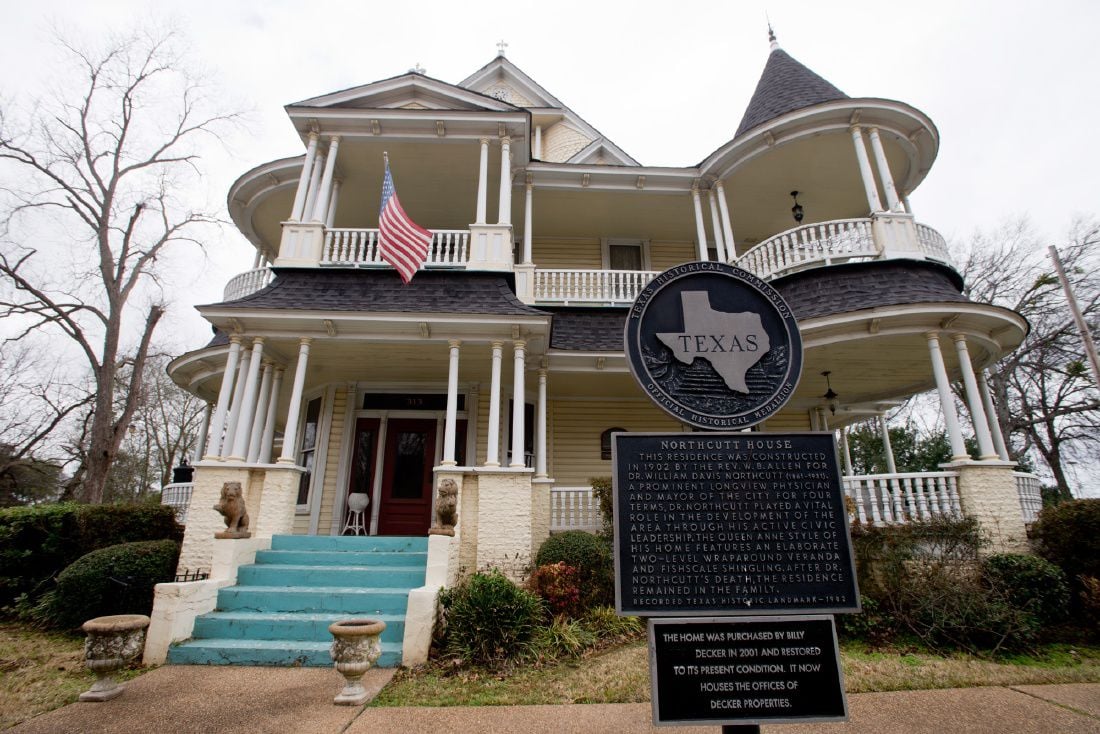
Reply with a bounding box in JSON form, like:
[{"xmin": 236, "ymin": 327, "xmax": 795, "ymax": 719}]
[{"xmin": 167, "ymin": 534, "xmax": 427, "ymax": 667}]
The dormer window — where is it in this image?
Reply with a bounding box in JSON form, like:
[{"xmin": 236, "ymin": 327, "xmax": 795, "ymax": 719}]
[{"xmin": 601, "ymin": 427, "xmax": 626, "ymax": 460}]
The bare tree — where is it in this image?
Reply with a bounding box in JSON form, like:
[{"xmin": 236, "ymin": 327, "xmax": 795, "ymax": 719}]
[
  {"xmin": 961, "ymin": 218, "xmax": 1100, "ymax": 495},
  {"xmin": 0, "ymin": 27, "xmax": 237, "ymax": 503}
]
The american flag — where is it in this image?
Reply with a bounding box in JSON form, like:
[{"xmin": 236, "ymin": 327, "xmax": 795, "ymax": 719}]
[{"xmin": 378, "ymin": 159, "xmax": 432, "ymax": 284}]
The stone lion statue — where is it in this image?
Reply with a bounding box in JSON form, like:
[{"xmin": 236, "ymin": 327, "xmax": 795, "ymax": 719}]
[
  {"xmin": 213, "ymin": 481, "xmax": 250, "ymax": 536},
  {"xmin": 434, "ymin": 478, "xmax": 458, "ymax": 531}
]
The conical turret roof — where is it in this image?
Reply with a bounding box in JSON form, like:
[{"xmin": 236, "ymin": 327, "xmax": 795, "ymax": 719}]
[{"xmin": 735, "ymin": 47, "xmax": 848, "ymax": 137}]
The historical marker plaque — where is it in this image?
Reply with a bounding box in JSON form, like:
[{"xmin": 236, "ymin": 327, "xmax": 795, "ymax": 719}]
[
  {"xmin": 613, "ymin": 432, "xmax": 859, "ymax": 616},
  {"xmin": 624, "ymin": 262, "xmax": 802, "ymax": 430},
  {"xmin": 650, "ymin": 616, "xmax": 847, "ymax": 726}
]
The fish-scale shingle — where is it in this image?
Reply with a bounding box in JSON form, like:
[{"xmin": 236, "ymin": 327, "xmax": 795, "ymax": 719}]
[{"xmin": 735, "ymin": 49, "xmax": 848, "ymax": 138}]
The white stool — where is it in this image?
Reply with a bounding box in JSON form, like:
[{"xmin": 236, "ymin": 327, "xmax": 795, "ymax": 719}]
[{"xmin": 342, "ymin": 493, "xmax": 370, "ymax": 536}]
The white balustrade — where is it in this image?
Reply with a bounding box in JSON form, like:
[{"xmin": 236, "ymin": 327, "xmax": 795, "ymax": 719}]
[
  {"xmin": 550, "ymin": 487, "xmax": 603, "ymax": 532},
  {"xmin": 322, "ymin": 228, "xmax": 469, "ymax": 267},
  {"xmin": 161, "ymin": 482, "xmax": 195, "ymax": 524},
  {"xmin": 914, "ymin": 223, "xmax": 955, "ymax": 266},
  {"xmin": 223, "ymin": 268, "xmax": 273, "ymax": 301},
  {"xmin": 842, "ymin": 472, "xmax": 961, "ymax": 526},
  {"xmin": 533, "ymin": 269, "xmax": 659, "ymax": 304},
  {"xmin": 1014, "ymin": 471, "xmax": 1043, "ymax": 523},
  {"xmin": 737, "ymin": 219, "xmax": 876, "ymax": 280}
]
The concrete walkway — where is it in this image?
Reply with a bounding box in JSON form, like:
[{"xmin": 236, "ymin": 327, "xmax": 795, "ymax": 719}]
[{"xmin": 9, "ymin": 666, "xmax": 1099, "ymax": 734}]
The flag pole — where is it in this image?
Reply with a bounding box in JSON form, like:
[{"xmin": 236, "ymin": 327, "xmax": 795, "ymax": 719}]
[{"xmin": 383, "ymin": 150, "xmax": 389, "ymax": 167}]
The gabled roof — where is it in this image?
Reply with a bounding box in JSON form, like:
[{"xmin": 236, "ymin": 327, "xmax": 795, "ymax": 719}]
[
  {"xmin": 461, "ymin": 55, "xmax": 639, "ymax": 166},
  {"xmin": 735, "ymin": 47, "xmax": 848, "ymax": 138},
  {"xmin": 288, "ymin": 72, "xmax": 520, "ymax": 112}
]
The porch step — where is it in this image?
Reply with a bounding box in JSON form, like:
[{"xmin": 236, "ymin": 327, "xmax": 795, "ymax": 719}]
[{"xmin": 168, "ymin": 534, "xmax": 426, "ymax": 668}]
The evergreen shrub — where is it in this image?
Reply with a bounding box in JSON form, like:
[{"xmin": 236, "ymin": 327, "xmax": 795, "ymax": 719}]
[
  {"xmin": 981, "ymin": 553, "xmax": 1069, "ymax": 626},
  {"xmin": 589, "ymin": 476, "xmax": 613, "ymax": 536},
  {"xmin": 34, "ymin": 539, "xmax": 180, "ymax": 629},
  {"xmin": 0, "ymin": 503, "xmax": 183, "ymax": 613},
  {"xmin": 535, "ymin": 530, "xmax": 614, "ymax": 607},
  {"xmin": 439, "ymin": 569, "xmax": 544, "ymax": 667},
  {"xmin": 1031, "ymin": 499, "xmax": 1100, "ymax": 581}
]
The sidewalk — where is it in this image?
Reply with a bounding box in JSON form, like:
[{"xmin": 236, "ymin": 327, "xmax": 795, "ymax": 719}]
[{"xmin": 9, "ymin": 665, "xmax": 1099, "ymax": 734}]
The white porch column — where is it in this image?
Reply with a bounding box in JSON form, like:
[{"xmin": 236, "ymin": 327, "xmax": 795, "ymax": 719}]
[
  {"xmin": 849, "ymin": 125, "xmax": 883, "ymax": 213},
  {"xmin": 927, "ymin": 332, "xmax": 968, "ymax": 460},
  {"xmin": 497, "ymin": 137, "xmax": 512, "ymax": 225},
  {"xmin": 259, "ymin": 367, "xmax": 284, "ymax": 464},
  {"xmin": 901, "ymin": 195, "xmax": 913, "ymax": 215},
  {"xmin": 290, "ymin": 132, "xmax": 319, "ymax": 221},
  {"xmin": 953, "ymin": 335, "xmax": 999, "ymax": 460},
  {"xmin": 485, "ymin": 341, "xmax": 504, "ymax": 467},
  {"xmin": 311, "ymin": 136, "xmax": 340, "ymax": 222},
  {"xmin": 229, "ymin": 338, "xmax": 265, "ymax": 460},
  {"xmin": 522, "ymin": 182, "xmax": 533, "ymax": 264},
  {"xmin": 194, "ymin": 402, "xmax": 212, "ymax": 463},
  {"xmin": 442, "ymin": 340, "xmax": 461, "ymax": 466},
  {"xmin": 302, "ymin": 153, "xmax": 326, "ymax": 223},
  {"xmin": 223, "ymin": 348, "xmax": 252, "ymax": 459},
  {"xmin": 246, "ymin": 363, "xmax": 274, "ymax": 463},
  {"xmin": 840, "ymin": 427, "xmax": 854, "ymax": 476},
  {"xmin": 205, "ymin": 336, "xmax": 241, "ymax": 458},
  {"xmin": 510, "ymin": 340, "xmax": 527, "ymax": 468},
  {"xmin": 325, "ymin": 179, "xmax": 342, "ymax": 228},
  {"xmin": 879, "ymin": 414, "xmax": 898, "ymax": 474},
  {"xmin": 867, "ymin": 127, "xmax": 901, "ymax": 212},
  {"xmin": 691, "ymin": 186, "xmax": 709, "ymax": 261},
  {"xmin": 277, "ymin": 338, "xmax": 313, "ymax": 464},
  {"xmin": 715, "ymin": 180, "xmax": 736, "ymax": 258},
  {"xmin": 475, "ymin": 137, "xmax": 489, "ymax": 224},
  {"xmin": 707, "ymin": 189, "xmax": 727, "ymax": 263},
  {"xmin": 536, "ymin": 367, "xmax": 548, "ymax": 478},
  {"xmin": 978, "ymin": 371, "xmax": 1010, "ymax": 461},
  {"xmin": 533, "ymin": 125, "xmax": 543, "ymax": 160}
]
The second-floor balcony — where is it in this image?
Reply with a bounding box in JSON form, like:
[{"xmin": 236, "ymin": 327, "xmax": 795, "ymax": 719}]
[{"xmin": 226, "ymin": 215, "xmax": 955, "ymax": 304}]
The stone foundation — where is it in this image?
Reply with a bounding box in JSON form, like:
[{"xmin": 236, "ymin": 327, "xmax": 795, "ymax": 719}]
[{"xmin": 950, "ymin": 460, "xmax": 1030, "ymax": 554}]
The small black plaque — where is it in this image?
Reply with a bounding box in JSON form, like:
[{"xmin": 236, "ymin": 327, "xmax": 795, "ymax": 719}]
[
  {"xmin": 624, "ymin": 262, "xmax": 802, "ymax": 430},
  {"xmin": 650, "ymin": 616, "xmax": 847, "ymax": 726},
  {"xmin": 613, "ymin": 432, "xmax": 859, "ymax": 615}
]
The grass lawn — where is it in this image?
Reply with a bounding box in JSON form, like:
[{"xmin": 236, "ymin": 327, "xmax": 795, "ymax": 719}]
[
  {"xmin": 373, "ymin": 639, "xmax": 1100, "ymax": 707},
  {"xmin": 0, "ymin": 623, "xmax": 143, "ymax": 730}
]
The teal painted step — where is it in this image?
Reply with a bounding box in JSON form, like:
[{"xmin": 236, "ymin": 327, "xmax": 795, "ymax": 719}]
[
  {"xmin": 237, "ymin": 563, "xmax": 426, "ymax": 588},
  {"xmin": 216, "ymin": 585, "xmax": 412, "ymax": 614},
  {"xmin": 168, "ymin": 534, "xmax": 426, "ymax": 668},
  {"xmin": 192, "ymin": 611, "xmax": 405, "ymax": 643},
  {"xmin": 255, "ymin": 549, "xmax": 427, "ymax": 567},
  {"xmin": 168, "ymin": 638, "xmax": 402, "ymax": 668},
  {"xmin": 270, "ymin": 535, "xmax": 427, "ymax": 552}
]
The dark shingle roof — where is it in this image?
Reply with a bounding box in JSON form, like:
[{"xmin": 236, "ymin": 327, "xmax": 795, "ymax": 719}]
[
  {"xmin": 204, "ymin": 269, "xmax": 547, "ymax": 316},
  {"xmin": 549, "ymin": 261, "xmax": 966, "ymax": 352},
  {"xmin": 549, "ymin": 309, "xmax": 628, "ymax": 351},
  {"xmin": 735, "ymin": 49, "xmax": 848, "ymax": 137}
]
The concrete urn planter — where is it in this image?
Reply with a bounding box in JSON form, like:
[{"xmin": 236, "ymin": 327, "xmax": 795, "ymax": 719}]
[
  {"xmin": 328, "ymin": 618, "xmax": 386, "ymax": 705},
  {"xmin": 79, "ymin": 614, "xmax": 150, "ymax": 702}
]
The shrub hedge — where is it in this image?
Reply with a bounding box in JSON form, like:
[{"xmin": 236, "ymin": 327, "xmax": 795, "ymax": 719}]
[
  {"xmin": 0, "ymin": 503, "xmax": 183, "ymax": 613},
  {"xmin": 1031, "ymin": 499, "xmax": 1100, "ymax": 582},
  {"xmin": 439, "ymin": 569, "xmax": 544, "ymax": 667},
  {"xmin": 34, "ymin": 539, "xmax": 180, "ymax": 629},
  {"xmin": 535, "ymin": 530, "xmax": 614, "ymax": 607},
  {"xmin": 981, "ymin": 553, "xmax": 1069, "ymax": 626}
]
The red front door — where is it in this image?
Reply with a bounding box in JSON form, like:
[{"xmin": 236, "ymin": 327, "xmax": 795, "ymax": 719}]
[{"xmin": 377, "ymin": 419, "xmax": 437, "ymax": 536}]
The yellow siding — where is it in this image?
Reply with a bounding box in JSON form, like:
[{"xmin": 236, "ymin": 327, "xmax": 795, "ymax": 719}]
[
  {"xmin": 533, "ymin": 238, "xmax": 602, "ymax": 269},
  {"xmin": 549, "ymin": 399, "xmax": 682, "ymax": 486},
  {"xmin": 649, "ymin": 240, "xmax": 697, "ymax": 270},
  {"xmin": 317, "ymin": 386, "xmax": 348, "ymax": 534},
  {"xmin": 761, "ymin": 410, "xmax": 813, "ymax": 432}
]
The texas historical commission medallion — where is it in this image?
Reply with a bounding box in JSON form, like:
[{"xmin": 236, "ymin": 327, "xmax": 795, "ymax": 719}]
[{"xmin": 625, "ymin": 262, "xmax": 802, "ymax": 429}]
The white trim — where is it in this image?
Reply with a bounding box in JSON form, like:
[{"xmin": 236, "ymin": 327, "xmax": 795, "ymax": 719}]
[
  {"xmin": 329, "ymin": 384, "xmax": 361, "ymax": 536},
  {"xmin": 307, "ymin": 385, "xmax": 336, "ymax": 532},
  {"xmin": 368, "ymin": 413, "xmax": 388, "ymax": 535}
]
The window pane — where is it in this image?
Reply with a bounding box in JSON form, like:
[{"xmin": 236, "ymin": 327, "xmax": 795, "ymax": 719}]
[
  {"xmin": 609, "ymin": 244, "xmax": 642, "ymax": 270},
  {"xmin": 302, "ymin": 397, "xmax": 322, "ymax": 450},
  {"xmin": 351, "ymin": 430, "xmax": 375, "ymax": 495},
  {"xmin": 296, "ymin": 451, "xmax": 315, "ymax": 505},
  {"xmin": 392, "ymin": 431, "xmax": 427, "ymax": 499}
]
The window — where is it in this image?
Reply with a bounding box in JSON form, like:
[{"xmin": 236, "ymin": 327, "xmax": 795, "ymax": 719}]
[
  {"xmin": 296, "ymin": 396, "xmax": 323, "ymax": 506},
  {"xmin": 601, "ymin": 427, "xmax": 626, "ymax": 460},
  {"xmin": 602, "ymin": 239, "xmax": 649, "ymax": 270},
  {"xmin": 507, "ymin": 401, "xmax": 536, "ymax": 466}
]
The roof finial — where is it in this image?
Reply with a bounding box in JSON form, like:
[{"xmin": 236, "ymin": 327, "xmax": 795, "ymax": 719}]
[
  {"xmin": 767, "ymin": 14, "xmax": 779, "ymax": 50},
  {"xmin": 497, "ymin": 39, "xmax": 508, "ymax": 57},
  {"xmin": 408, "ymin": 62, "xmax": 426, "ymax": 75}
]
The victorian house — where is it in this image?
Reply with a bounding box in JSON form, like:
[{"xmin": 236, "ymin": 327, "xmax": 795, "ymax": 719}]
[{"xmin": 149, "ymin": 36, "xmax": 1037, "ymax": 668}]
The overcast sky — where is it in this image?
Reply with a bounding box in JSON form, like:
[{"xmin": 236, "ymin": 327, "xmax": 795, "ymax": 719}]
[{"xmin": 4, "ymin": 0, "xmax": 1098, "ymax": 344}]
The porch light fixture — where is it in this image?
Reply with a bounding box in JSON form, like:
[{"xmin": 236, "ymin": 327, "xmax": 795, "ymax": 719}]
[
  {"xmin": 791, "ymin": 191, "xmax": 804, "ymax": 223},
  {"xmin": 821, "ymin": 371, "xmax": 839, "ymax": 415}
]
